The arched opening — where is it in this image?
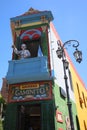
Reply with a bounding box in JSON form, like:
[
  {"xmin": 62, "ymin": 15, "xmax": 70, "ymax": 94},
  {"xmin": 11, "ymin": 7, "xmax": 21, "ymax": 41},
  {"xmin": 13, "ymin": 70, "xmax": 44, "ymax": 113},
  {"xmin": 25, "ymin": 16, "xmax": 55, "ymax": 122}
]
[{"xmin": 23, "ymin": 38, "xmax": 43, "ymax": 58}]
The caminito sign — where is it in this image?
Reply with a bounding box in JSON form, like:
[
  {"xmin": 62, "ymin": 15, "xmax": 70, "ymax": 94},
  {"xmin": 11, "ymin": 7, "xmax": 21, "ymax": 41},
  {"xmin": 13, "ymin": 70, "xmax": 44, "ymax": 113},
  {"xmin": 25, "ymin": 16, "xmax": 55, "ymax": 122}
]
[{"xmin": 8, "ymin": 82, "xmax": 52, "ymax": 102}]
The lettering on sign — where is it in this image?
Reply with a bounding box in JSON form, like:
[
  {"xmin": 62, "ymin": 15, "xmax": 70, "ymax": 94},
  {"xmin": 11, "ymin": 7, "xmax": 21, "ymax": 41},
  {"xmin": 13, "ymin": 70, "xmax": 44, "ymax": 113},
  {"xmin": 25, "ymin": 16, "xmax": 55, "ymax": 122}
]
[{"xmin": 9, "ymin": 82, "xmax": 51, "ymax": 102}]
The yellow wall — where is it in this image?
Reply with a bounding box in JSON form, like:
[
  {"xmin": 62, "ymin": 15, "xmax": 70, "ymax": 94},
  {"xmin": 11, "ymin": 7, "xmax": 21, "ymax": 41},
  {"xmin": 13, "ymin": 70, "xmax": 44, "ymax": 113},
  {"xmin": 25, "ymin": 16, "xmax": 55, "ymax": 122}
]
[{"xmin": 69, "ymin": 57, "xmax": 87, "ymax": 130}]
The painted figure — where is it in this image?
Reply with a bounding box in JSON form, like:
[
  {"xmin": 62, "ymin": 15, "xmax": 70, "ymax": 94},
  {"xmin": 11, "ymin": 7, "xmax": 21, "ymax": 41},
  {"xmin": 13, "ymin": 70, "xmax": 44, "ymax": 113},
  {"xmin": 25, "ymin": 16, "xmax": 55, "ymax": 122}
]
[{"xmin": 12, "ymin": 44, "xmax": 31, "ymax": 59}]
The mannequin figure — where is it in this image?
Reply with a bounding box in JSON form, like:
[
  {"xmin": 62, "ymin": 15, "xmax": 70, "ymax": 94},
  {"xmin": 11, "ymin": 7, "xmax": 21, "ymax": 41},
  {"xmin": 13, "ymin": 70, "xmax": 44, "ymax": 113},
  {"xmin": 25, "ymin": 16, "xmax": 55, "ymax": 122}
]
[{"xmin": 12, "ymin": 44, "xmax": 31, "ymax": 59}]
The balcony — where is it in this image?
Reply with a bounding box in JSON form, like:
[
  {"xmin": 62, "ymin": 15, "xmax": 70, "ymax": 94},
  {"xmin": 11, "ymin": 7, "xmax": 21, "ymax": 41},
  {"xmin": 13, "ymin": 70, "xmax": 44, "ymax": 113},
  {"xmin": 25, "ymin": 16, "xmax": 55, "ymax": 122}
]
[{"xmin": 6, "ymin": 56, "xmax": 53, "ymax": 84}]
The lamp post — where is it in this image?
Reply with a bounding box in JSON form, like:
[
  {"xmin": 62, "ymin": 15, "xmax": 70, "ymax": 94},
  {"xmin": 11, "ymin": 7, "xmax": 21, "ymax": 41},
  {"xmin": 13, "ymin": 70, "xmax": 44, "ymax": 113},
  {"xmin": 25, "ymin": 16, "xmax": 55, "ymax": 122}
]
[{"xmin": 56, "ymin": 40, "xmax": 82, "ymax": 130}]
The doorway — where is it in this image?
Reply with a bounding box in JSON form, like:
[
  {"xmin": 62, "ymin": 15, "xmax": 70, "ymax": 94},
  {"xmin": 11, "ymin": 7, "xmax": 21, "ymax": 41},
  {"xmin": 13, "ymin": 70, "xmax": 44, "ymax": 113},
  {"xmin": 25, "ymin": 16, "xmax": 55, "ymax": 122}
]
[{"xmin": 17, "ymin": 104, "xmax": 41, "ymax": 130}]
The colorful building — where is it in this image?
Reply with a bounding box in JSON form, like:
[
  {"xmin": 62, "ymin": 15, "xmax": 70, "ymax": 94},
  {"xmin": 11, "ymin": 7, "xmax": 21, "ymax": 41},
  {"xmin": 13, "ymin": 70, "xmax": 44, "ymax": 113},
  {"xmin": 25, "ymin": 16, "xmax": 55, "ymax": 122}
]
[
  {"xmin": 5, "ymin": 8, "xmax": 55, "ymax": 130},
  {"xmin": 2, "ymin": 8, "xmax": 87, "ymax": 130},
  {"xmin": 49, "ymin": 23, "xmax": 79, "ymax": 130},
  {"xmin": 50, "ymin": 23, "xmax": 87, "ymax": 130}
]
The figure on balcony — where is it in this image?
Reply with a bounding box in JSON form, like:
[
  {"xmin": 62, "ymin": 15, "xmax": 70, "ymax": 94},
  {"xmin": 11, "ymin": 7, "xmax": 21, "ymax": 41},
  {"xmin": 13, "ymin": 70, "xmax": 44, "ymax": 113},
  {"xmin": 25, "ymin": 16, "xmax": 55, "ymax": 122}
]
[{"xmin": 12, "ymin": 43, "xmax": 31, "ymax": 59}]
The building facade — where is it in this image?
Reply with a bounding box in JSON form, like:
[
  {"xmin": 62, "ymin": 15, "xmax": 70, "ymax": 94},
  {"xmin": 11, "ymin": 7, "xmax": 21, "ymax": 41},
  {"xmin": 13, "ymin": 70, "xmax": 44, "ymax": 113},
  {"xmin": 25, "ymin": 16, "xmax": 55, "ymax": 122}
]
[
  {"xmin": 2, "ymin": 8, "xmax": 86, "ymax": 130},
  {"xmin": 50, "ymin": 23, "xmax": 87, "ymax": 130}
]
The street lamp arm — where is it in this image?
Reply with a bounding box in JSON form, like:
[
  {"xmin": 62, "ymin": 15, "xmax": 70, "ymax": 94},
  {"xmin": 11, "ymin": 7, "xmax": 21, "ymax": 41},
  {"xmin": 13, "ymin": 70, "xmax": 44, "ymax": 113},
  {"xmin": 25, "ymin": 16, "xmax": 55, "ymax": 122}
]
[{"xmin": 63, "ymin": 40, "xmax": 79, "ymax": 49}]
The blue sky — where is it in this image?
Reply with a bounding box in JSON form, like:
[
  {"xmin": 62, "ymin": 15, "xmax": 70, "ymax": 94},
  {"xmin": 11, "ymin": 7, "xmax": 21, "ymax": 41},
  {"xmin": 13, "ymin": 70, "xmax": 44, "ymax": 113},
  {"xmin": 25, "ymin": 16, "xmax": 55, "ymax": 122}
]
[{"xmin": 0, "ymin": 0, "xmax": 87, "ymax": 89}]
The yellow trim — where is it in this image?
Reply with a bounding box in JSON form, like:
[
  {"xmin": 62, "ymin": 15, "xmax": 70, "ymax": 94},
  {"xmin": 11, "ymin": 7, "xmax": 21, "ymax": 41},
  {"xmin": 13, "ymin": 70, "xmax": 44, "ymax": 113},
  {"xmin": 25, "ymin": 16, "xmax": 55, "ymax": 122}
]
[
  {"xmin": 15, "ymin": 21, "xmax": 48, "ymax": 29},
  {"xmin": 20, "ymin": 84, "xmax": 39, "ymax": 89}
]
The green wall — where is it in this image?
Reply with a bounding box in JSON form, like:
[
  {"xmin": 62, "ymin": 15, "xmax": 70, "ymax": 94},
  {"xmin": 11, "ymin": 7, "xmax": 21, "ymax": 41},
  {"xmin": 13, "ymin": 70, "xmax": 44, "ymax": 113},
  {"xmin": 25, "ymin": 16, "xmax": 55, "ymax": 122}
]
[{"xmin": 53, "ymin": 83, "xmax": 78, "ymax": 130}]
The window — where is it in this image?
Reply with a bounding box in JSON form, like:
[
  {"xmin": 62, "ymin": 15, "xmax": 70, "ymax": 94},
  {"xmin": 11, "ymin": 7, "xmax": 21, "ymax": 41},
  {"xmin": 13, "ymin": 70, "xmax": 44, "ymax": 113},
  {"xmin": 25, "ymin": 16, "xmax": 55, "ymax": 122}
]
[
  {"xmin": 13, "ymin": 38, "xmax": 43, "ymax": 60},
  {"xmin": 82, "ymin": 92, "xmax": 86, "ymax": 108},
  {"xmin": 76, "ymin": 83, "xmax": 83, "ymax": 108},
  {"xmin": 68, "ymin": 70, "xmax": 73, "ymax": 91},
  {"xmin": 76, "ymin": 115, "xmax": 80, "ymax": 130},
  {"xmin": 59, "ymin": 87, "xmax": 66, "ymax": 99},
  {"xmin": 24, "ymin": 38, "xmax": 43, "ymax": 58},
  {"xmin": 83, "ymin": 120, "xmax": 87, "ymax": 130}
]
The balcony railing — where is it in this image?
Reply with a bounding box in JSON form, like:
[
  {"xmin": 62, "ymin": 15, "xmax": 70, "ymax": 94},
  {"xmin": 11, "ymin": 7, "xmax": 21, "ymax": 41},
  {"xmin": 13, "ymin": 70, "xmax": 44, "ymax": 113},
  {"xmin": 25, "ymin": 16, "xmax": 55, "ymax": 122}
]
[{"xmin": 6, "ymin": 56, "xmax": 53, "ymax": 84}]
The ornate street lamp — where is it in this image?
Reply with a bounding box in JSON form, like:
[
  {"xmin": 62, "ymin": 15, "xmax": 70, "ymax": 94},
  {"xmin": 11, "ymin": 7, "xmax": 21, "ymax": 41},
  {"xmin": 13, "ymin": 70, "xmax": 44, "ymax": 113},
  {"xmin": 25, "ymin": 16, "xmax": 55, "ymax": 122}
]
[
  {"xmin": 56, "ymin": 40, "xmax": 82, "ymax": 63},
  {"xmin": 56, "ymin": 40, "xmax": 82, "ymax": 130}
]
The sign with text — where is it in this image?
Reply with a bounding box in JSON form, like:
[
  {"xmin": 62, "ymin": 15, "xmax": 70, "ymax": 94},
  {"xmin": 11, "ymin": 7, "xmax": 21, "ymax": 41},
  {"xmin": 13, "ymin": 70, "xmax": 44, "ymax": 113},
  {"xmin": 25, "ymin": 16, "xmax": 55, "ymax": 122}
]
[{"xmin": 8, "ymin": 81, "xmax": 52, "ymax": 102}]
